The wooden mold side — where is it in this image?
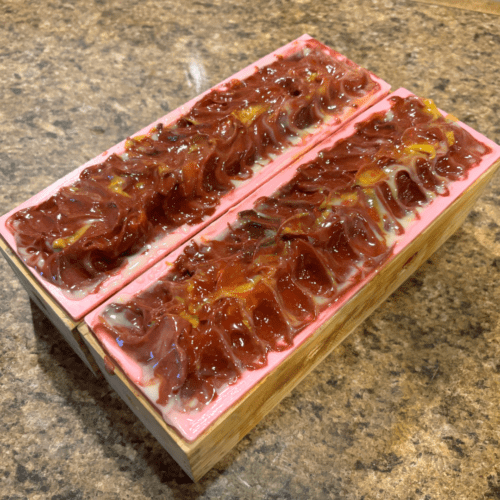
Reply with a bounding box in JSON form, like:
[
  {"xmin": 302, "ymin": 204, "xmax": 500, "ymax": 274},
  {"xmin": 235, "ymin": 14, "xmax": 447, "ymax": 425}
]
[
  {"xmin": 0, "ymin": 236, "xmax": 100, "ymax": 377},
  {"xmin": 79, "ymin": 156, "xmax": 500, "ymax": 481},
  {"xmin": 78, "ymin": 323, "xmax": 194, "ymax": 478}
]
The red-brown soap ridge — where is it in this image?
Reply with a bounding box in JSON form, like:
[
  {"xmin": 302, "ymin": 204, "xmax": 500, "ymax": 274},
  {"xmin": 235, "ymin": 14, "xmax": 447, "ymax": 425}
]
[{"xmin": 95, "ymin": 95, "xmax": 491, "ymax": 412}]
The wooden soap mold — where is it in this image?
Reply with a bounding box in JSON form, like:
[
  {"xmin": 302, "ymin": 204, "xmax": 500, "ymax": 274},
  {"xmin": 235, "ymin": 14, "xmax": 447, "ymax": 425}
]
[
  {"xmin": 1, "ymin": 73, "xmax": 498, "ymax": 480},
  {"xmin": 79, "ymin": 88, "xmax": 500, "ymax": 479}
]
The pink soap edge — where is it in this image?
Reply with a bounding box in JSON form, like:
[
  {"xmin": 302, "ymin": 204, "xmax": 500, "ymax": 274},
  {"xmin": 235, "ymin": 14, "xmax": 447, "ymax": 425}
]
[
  {"xmin": 0, "ymin": 35, "xmax": 390, "ymax": 321},
  {"xmin": 85, "ymin": 87, "xmax": 500, "ymax": 442}
]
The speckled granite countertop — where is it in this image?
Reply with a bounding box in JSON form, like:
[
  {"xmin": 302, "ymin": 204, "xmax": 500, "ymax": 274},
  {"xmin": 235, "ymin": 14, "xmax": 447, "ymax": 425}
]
[{"xmin": 1, "ymin": 0, "xmax": 500, "ymax": 498}]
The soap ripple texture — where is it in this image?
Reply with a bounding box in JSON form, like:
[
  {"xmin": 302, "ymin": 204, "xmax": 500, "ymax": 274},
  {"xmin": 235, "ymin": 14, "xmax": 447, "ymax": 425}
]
[
  {"xmin": 6, "ymin": 42, "xmax": 380, "ymax": 296},
  {"xmin": 94, "ymin": 94, "xmax": 491, "ymax": 413}
]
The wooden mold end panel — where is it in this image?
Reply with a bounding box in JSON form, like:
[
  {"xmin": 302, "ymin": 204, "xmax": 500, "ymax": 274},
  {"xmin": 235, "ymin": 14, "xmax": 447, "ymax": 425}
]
[
  {"xmin": 78, "ymin": 323, "xmax": 195, "ymax": 480},
  {"xmin": 0, "ymin": 236, "xmax": 100, "ymax": 377},
  {"xmin": 78, "ymin": 159, "xmax": 500, "ymax": 481}
]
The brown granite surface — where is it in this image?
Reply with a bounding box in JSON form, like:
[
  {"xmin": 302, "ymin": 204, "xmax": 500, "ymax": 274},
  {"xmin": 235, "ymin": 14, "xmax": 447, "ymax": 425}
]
[{"xmin": 1, "ymin": 0, "xmax": 500, "ymax": 498}]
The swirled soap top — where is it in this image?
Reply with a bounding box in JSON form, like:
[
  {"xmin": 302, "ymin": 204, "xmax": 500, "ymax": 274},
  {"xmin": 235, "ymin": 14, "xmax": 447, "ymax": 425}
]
[
  {"xmin": 6, "ymin": 43, "xmax": 381, "ymax": 296},
  {"xmin": 94, "ymin": 95, "xmax": 492, "ymax": 415}
]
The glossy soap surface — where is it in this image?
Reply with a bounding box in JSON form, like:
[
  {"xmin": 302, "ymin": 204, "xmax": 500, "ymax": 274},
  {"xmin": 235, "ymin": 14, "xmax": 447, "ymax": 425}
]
[
  {"xmin": 94, "ymin": 94, "xmax": 491, "ymax": 413},
  {"xmin": 6, "ymin": 40, "xmax": 380, "ymax": 296}
]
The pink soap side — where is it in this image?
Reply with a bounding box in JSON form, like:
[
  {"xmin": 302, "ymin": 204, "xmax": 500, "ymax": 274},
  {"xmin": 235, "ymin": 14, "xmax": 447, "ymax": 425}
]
[
  {"xmin": 85, "ymin": 88, "xmax": 500, "ymax": 442},
  {"xmin": 0, "ymin": 34, "xmax": 390, "ymax": 321}
]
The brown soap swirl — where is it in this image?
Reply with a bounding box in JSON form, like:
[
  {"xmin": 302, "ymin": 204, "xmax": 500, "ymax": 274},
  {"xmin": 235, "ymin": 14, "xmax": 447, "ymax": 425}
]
[
  {"xmin": 7, "ymin": 40, "xmax": 379, "ymax": 295},
  {"xmin": 95, "ymin": 95, "xmax": 491, "ymax": 412}
]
